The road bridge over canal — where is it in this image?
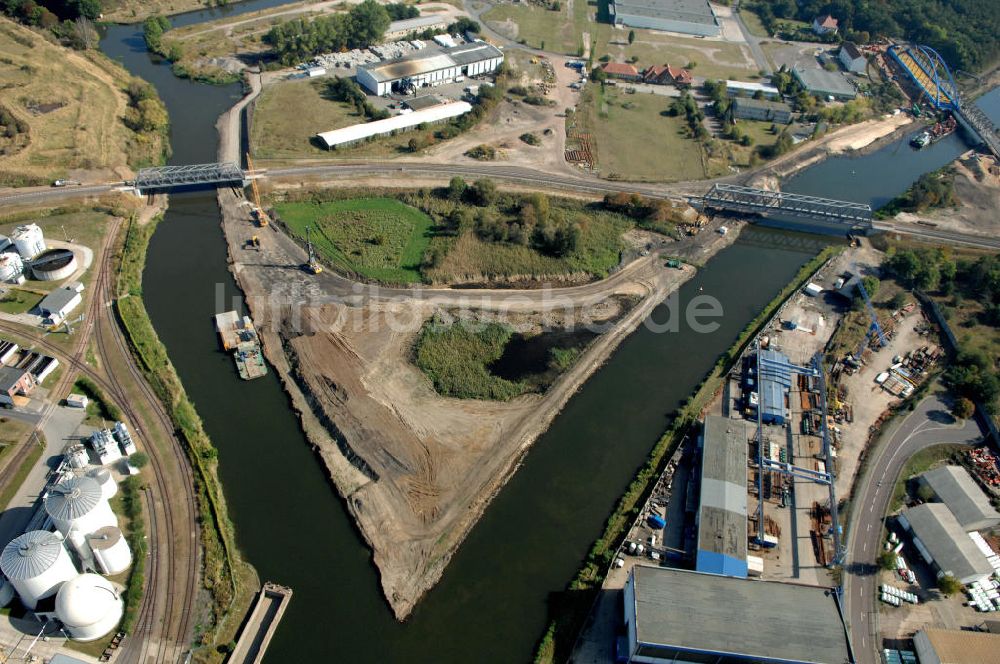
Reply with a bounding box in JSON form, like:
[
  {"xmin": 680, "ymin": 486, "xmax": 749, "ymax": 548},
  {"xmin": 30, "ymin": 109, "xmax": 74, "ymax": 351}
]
[
  {"xmin": 691, "ymin": 184, "xmax": 873, "ymax": 231},
  {"xmin": 134, "ymin": 162, "xmax": 247, "ymax": 192}
]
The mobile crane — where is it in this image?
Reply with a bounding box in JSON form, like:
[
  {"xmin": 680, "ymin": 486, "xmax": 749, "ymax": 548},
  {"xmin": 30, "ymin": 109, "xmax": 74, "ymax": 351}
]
[{"xmin": 246, "ymin": 152, "xmax": 269, "ymax": 227}]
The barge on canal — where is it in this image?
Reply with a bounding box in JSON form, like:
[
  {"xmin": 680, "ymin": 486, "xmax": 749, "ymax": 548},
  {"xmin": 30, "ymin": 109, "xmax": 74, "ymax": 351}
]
[{"xmin": 214, "ymin": 310, "xmax": 267, "ymax": 380}]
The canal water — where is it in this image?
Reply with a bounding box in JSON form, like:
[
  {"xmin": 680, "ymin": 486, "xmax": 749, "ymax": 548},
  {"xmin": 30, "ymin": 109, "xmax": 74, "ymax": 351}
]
[
  {"xmin": 785, "ymin": 87, "xmax": 1000, "ymax": 207},
  {"xmin": 99, "ymin": 6, "xmax": 999, "ymax": 660}
]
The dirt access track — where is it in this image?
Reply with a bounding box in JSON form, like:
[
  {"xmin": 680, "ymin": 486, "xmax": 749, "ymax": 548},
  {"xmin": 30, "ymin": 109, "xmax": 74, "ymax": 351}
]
[{"xmin": 217, "ymin": 186, "xmax": 736, "ymax": 618}]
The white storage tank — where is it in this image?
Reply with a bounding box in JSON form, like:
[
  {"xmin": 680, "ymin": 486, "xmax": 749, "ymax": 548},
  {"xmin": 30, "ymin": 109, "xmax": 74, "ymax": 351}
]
[
  {"xmin": 0, "ymin": 530, "xmax": 78, "ymax": 609},
  {"xmin": 0, "ymin": 252, "xmax": 23, "ymax": 282},
  {"xmin": 85, "ymin": 468, "xmax": 118, "ymax": 501},
  {"xmin": 64, "ymin": 443, "xmax": 89, "ymax": 469},
  {"xmin": 0, "ymin": 233, "xmax": 10, "ymax": 252},
  {"xmin": 44, "ymin": 476, "xmax": 117, "ymax": 538},
  {"xmin": 87, "ymin": 526, "xmax": 132, "ymax": 576},
  {"xmin": 11, "ymin": 224, "xmax": 46, "ymax": 260},
  {"xmin": 55, "ymin": 573, "xmax": 124, "ymax": 642}
]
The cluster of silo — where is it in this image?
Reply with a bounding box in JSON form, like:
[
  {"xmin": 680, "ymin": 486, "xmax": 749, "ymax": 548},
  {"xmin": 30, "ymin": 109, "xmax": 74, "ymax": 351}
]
[
  {"xmin": 0, "ymin": 252, "xmax": 24, "ymax": 284},
  {"xmin": 0, "ymin": 463, "xmax": 134, "ymax": 641}
]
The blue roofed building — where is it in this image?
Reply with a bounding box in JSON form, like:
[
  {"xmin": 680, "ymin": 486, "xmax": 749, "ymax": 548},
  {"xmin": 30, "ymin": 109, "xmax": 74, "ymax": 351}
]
[
  {"xmin": 695, "ymin": 416, "xmax": 749, "ymax": 578},
  {"xmin": 758, "ymin": 349, "xmax": 792, "ymax": 425}
]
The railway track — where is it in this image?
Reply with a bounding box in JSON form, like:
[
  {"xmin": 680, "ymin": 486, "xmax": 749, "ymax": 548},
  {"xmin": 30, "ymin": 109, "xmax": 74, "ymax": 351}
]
[{"xmin": 0, "ymin": 215, "xmax": 199, "ymax": 663}]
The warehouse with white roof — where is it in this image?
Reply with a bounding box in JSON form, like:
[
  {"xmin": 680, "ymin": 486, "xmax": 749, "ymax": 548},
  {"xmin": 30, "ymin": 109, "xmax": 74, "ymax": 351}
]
[
  {"xmin": 356, "ymin": 42, "xmax": 504, "ymax": 95},
  {"xmin": 317, "ymin": 101, "xmax": 472, "ymax": 149},
  {"xmin": 695, "ymin": 415, "xmax": 749, "ymax": 577}
]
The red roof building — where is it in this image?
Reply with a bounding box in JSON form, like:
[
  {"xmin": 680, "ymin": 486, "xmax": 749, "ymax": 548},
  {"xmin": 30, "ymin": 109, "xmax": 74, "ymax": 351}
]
[
  {"xmin": 812, "ymin": 14, "xmax": 839, "ymax": 35},
  {"xmin": 642, "ymin": 64, "xmax": 692, "ymax": 87},
  {"xmin": 600, "ymin": 62, "xmax": 640, "ymax": 80}
]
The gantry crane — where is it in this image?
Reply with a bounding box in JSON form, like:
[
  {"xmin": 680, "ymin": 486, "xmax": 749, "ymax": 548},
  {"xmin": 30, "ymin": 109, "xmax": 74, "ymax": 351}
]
[
  {"xmin": 245, "ymin": 152, "xmax": 269, "ymax": 227},
  {"xmin": 853, "ymin": 274, "xmax": 887, "ymax": 363}
]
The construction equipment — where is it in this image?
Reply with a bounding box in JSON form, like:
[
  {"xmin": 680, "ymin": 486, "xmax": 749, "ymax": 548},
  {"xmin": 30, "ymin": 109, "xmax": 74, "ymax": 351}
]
[
  {"xmin": 245, "ymin": 152, "xmax": 269, "ymax": 227},
  {"xmin": 853, "ymin": 274, "xmax": 887, "ymax": 362},
  {"xmin": 247, "ymin": 235, "xmax": 261, "ymax": 250},
  {"xmin": 304, "ymin": 226, "xmax": 322, "ymax": 275}
]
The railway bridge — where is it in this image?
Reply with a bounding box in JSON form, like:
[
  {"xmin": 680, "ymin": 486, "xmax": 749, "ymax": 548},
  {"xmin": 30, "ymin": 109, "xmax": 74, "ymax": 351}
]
[
  {"xmin": 134, "ymin": 162, "xmax": 248, "ymax": 192},
  {"xmin": 888, "ymin": 44, "xmax": 1000, "ymax": 159},
  {"xmin": 691, "ymin": 184, "xmax": 873, "ymax": 231}
]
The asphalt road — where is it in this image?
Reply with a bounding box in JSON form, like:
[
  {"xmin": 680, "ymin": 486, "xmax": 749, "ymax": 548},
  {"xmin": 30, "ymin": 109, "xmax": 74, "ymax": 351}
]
[{"xmin": 842, "ymin": 392, "xmax": 984, "ymax": 664}]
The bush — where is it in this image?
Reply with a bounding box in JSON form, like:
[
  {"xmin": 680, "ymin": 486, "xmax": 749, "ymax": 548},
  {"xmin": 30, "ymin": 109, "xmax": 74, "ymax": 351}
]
[
  {"xmin": 415, "ymin": 319, "xmax": 525, "ymax": 400},
  {"xmin": 465, "ymin": 144, "xmax": 497, "ymax": 161},
  {"xmin": 519, "ymin": 132, "xmax": 541, "ymax": 146}
]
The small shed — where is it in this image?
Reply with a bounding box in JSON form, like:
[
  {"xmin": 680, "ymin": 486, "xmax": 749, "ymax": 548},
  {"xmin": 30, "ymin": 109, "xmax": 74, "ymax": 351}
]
[{"xmin": 804, "ymin": 282, "xmax": 823, "ymax": 297}]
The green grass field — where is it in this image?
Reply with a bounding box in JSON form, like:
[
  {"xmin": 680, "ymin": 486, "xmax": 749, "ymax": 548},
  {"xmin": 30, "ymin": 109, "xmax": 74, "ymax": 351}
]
[
  {"xmin": 581, "ymin": 86, "xmax": 705, "ymax": 182},
  {"xmin": 484, "ymin": 4, "xmax": 585, "ymax": 54},
  {"xmin": 738, "ymin": 7, "xmax": 770, "ymax": 38},
  {"xmin": 274, "ymin": 198, "xmax": 434, "ymax": 283},
  {"xmin": 415, "ymin": 319, "xmax": 527, "ymax": 401}
]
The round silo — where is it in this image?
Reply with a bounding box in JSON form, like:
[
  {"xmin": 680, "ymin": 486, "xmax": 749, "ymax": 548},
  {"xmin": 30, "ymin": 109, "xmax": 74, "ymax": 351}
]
[
  {"xmin": 65, "ymin": 444, "xmax": 89, "ymax": 470},
  {"xmin": 87, "ymin": 527, "xmax": 132, "ymax": 576},
  {"xmin": 85, "ymin": 468, "xmax": 118, "ymax": 501},
  {"xmin": 0, "ymin": 531, "xmax": 78, "ymax": 609},
  {"xmin": 11, "ymin": 224, "xmax": 46, "ymax": 260},
  {"xmin": 55, "ymin": 573, "xmax": 123, "ymax": 642},
  {"xmin": 44, "ymin": 476, "xmax": 117, "ymax": 538},
  {"xmin": 0, "ymin": 253, "xmax": 23, "ymax": 283}
]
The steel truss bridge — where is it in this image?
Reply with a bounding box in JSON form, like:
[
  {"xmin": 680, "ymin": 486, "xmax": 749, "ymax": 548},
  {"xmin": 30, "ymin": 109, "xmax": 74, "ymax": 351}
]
[
  {"xmin": 692, "ymin": 184, "xmax": 873, "ymax": 229},
  {"xmin": 888, "ymin": 44, "xmax": 1000, "ymax": 159},
  {"xmin": 134, "ymin": 162, "xmax": 247, "ymax": 192}
]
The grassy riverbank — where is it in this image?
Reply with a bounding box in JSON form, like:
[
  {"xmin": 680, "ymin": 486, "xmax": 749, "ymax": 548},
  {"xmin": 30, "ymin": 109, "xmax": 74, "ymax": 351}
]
[
  {"xmin": 115, "ymin": 214, "xmax": 256, "ymax": 662},
  {"xmin": 533, "ymin": 243, "xmax": 842, "ymax": 663}
]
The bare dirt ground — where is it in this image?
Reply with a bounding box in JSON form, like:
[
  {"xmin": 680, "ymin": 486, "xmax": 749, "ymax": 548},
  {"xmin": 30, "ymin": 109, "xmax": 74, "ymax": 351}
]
[
  {"xmin": 216, "ymin": 184, "xmax": 738, "ymax": 619},
  {"xmin": 418, "ymin": 53, "xmax": 582, "ymax": 177},
  {"xmin": 893, "ymin": 151, "xmax": 1000, "ymax": 238}
]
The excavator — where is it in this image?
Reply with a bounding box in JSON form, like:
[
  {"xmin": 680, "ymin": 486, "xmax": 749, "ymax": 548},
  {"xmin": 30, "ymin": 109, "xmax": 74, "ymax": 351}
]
[
  {"xmin": 246, "ymin": 152, "xmax": 269, "ymax": 227},
  {"xmin": 303, "ymin": 226, "xmax": 322, "ymax": 275}
]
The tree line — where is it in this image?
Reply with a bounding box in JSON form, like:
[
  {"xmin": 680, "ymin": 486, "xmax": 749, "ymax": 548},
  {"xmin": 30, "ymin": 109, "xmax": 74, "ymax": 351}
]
[
  {"xmin": 752, "ymin": 0, "xmax": 999, "ymax": 72},
  {"xmin": 265, "ymin": 0, "xmax": 392, "ymax": 65}
]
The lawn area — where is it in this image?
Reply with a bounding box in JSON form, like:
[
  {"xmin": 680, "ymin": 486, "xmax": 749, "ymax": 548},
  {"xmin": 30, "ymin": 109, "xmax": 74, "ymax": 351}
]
[
  {"xmin": 889, "ymin": 444, "xmax": 963, "ymax": 512},
  {"xmin": 484, "ymin": 4, "xmax": 586, "ymax": 55},
  {"xmin": 580, "ymin": 85, "xmax": 705, "ymax": 182},
  {"xmin": 598, "ymin": 33, "xmax": 757, "ymax": 81},
  {"xmin": 739, "ymin": 7, "xmax": 769, "ymax": 38},
  {"xmin": 0, "ymin": 439, "xmax": 42, "ymax": 511},
  {"xmin": 0, "ymin": 417, "xmax": 31, "ymax": 448},
  {"xmin": 250, "ymin": 78, "xmax": 414, "ymax": 162},
  {"xmin": 415, "ymin": 319, "xmax": 528, "ymax": 400},
  {"xmin": 0, "ymin": 289, "xmax": 40, "ymax": 315},
  {"xmin": 274, "ymin": 198, "xmax": 434, "ymax": 283}
]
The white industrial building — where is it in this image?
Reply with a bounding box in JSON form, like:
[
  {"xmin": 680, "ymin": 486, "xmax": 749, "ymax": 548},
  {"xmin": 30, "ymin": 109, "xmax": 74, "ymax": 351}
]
[
  {"xmin": 38, "ymin": 284, "xmax": 83, "ymax": 325},
  {"xmin": 356, "ymin": 42, "xmax": 504, "ymax": 95},
  {"xmin": 839, "ymin": 42, "xmax": 868, "ymax": 74},
  {"xmin": 610, "ymin": 0, "xmax": 720, "ymax": 37},
  {"xmin": 87, "ymin": 526, "xmax": 132, "ymax": 576},
  {"xmin": 317, "ymin": 101, "xmax": 472, "ymax": 149},
  {"xmin": 44, "ymin": 476, "xmax": 118, "ymax": 540},
  {"xmin": 899, "ymin": 502, "xmax": 994, "ymax": 585},
  {"xmin": 11, "ymin": 224, "xmax": 46, "ymax": 260},
  {"xmin": 54, "ymin": 573, "xmax": 124, "ymax": 641},
  {"xmin": 92, "ymin": 428, "xmax": 123, "ymax": 465},
  {"xmin": 726, "ymin": 80, "xmax": 781, "ymax": 100},
  {"xmin": 114, "ymin": 421, "xmax": 138, "ymax": 455},
  {"xmin": 0, "ymin": 530, "xmax": 78, "ymax": 609}
]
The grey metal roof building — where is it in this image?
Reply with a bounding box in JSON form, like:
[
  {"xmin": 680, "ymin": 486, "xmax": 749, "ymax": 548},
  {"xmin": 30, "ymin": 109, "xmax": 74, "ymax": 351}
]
[
  {"xmin": 793, "ymin": 66, "xmax": 857, "ymax": 100},
  {"xmin": 920, "ymin": 465, "xmax": 1000, "ymax": 532},
  {"xmin": 623, "ymin": 565, "xmax": 853, "ymax": 663},
  {"xmin": 356, "ymin": 42, "xmax": 504, "ymax": 95},
  {"xmin": 733, "ymin": 98, "xmax": 793, "ymax": 124},
  {"xmin": 611, "ymin": 0, "xmax": 720, "ymax": 37},
  {"xmin": 899, "ymin": 502, "xmax": 993, "ymax": 585},
  {"xmin": 695, "ymin": 416, "xmax": 749, "ymax": 577}
]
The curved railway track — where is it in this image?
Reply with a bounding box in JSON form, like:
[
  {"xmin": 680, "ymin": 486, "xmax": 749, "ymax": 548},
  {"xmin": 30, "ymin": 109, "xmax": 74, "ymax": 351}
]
[{"xmin": 0, "ymin": 216, "xmax": 199, "ymax": 663}]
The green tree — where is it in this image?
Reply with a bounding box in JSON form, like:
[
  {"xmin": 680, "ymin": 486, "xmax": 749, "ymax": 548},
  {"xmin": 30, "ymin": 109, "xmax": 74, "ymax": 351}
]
[
  {"xmin": 877, "ymin": 550, "xmax": 897, "ymax": 571},
  {"xmin": 470, "ymin": 178, "xmax": 497, "ymax": 207},
  {"xmin": 129, "ymin": 452, "xmax": 150, "ymax": 469},
  {"xmin": 628, "ymin": 30, "xmax": 635, "ymax": 45},
  {"xmin": 447, "ymin": 176, "xmax": 467, "ymax": 201},
  {"xmin": 938, "ymin": 574, "xmax": 962, "ymax": 595},
  {"xmin": 951, "ymin": 397, "xmax": 975, "ymax": 420}
]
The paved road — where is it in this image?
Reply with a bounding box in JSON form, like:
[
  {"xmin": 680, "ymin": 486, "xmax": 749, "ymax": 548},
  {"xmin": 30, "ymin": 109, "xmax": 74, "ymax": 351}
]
[
  {"xmin": 842, "ymin": 392, "xmax": 984, "ymax": 664},
  {"xmin": 731, "ymin": 1, "xmax": 772, "ymax": 74}
]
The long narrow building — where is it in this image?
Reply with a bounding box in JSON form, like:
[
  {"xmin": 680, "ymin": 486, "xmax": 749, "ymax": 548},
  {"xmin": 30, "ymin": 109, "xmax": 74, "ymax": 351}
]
[{"xmin": 695, "ymin": 415, "xmax": 749, "ymax": 577}]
